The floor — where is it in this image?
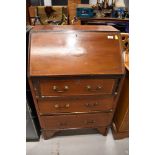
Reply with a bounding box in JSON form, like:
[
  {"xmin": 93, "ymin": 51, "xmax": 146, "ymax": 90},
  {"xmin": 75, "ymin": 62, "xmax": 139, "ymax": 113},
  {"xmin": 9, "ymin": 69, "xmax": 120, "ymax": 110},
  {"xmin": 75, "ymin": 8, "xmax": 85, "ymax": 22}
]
[{"xmin": 26, "ymin": 129, "xmax": 129, "ymax": 155}]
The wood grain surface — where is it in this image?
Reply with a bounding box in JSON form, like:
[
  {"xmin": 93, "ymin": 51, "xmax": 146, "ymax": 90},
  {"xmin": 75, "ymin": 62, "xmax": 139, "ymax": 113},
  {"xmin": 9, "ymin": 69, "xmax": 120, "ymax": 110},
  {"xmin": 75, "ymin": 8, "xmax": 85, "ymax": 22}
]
[
  {"xmin": 29, "ymin": 25, "xmax": 124, "ymax": 76},
  {"xmin": 28, "ymin": 25, "xmax": 125, "ymax": 139}
]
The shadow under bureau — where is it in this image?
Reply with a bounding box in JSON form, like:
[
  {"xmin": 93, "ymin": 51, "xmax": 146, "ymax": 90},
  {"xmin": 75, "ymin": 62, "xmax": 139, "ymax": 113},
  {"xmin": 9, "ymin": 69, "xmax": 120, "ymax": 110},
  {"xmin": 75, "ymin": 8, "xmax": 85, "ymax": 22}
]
[{"xmin": 28, "ymin": 25, "xmax": 125, "ymax": 139}]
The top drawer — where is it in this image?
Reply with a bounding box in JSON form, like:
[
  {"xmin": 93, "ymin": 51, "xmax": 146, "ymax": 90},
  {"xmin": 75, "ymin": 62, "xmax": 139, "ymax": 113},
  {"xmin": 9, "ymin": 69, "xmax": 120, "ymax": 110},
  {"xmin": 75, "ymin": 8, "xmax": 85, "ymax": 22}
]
[{"xmin": 36, "ymin": 78, "xmax": 116, "ymax": 97}]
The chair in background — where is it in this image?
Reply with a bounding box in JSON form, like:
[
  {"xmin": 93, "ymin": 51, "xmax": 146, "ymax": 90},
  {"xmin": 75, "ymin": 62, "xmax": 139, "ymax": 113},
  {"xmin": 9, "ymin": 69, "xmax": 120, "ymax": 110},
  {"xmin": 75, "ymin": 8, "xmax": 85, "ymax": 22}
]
[{"xmin": 121, "ymin": 33, "xmax": 129, "ymax": 69}]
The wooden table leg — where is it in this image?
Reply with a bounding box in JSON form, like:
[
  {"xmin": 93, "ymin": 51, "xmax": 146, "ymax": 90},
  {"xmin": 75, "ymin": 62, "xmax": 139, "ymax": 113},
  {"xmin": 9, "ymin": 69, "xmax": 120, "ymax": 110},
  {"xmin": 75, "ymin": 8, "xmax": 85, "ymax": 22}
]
[
  {"xmin": 42, "ymin": 130, "xmax": 57, "ymax": 140},
  {"xmin": 97, "ymin": 127, "xmax": 108, "ymax": 136}
]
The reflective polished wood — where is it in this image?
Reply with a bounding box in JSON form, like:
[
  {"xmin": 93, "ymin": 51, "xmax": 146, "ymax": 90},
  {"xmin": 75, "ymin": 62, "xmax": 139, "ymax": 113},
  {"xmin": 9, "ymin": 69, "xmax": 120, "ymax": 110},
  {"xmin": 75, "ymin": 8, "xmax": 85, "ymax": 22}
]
[
  {"xmin": 28, "ymin": 25, "xmax": 125, "ymax": 139},
  {"xmin": 29, "ymin": 25, "xmax": 124, "ymax": 76}
]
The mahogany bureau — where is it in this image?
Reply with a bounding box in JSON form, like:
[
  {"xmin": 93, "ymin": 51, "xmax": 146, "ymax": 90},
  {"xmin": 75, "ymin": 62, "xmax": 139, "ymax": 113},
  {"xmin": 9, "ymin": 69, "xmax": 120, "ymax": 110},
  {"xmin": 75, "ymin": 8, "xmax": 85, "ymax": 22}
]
[{"xmin": 28, "ymin": 25, "xmax": 125, "ymax": 140}]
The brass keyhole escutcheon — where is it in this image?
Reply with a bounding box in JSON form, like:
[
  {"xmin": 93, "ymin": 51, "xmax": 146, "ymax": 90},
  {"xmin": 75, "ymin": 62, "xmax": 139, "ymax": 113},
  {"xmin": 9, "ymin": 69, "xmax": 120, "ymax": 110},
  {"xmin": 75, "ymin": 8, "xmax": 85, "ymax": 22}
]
[
  {"xmin": 64, "ymin": 85, "xmax": 69, "ymax": 90},
  {"xmin": 86, "ymin": 85, "xmax": 91, "ymax": 90}
]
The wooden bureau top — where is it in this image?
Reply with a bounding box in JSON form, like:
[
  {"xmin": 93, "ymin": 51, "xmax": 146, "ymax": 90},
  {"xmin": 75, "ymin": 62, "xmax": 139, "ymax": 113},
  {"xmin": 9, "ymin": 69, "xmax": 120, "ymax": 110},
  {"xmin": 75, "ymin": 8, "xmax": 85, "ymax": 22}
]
[
  {"xmin": 30, "ymin": 25, "xmax": 119, "ymax": 32},
  {"xmin": 29, "ymin": 25, "xmax": 124, "ymax": 77}
]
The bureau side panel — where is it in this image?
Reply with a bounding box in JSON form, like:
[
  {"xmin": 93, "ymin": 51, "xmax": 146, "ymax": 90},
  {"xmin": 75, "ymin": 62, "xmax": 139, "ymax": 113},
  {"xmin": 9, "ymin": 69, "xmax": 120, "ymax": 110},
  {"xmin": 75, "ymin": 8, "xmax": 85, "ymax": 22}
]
[{"xmin": 28, "ymin": 78, "xmax": 45, "ymax": 129}]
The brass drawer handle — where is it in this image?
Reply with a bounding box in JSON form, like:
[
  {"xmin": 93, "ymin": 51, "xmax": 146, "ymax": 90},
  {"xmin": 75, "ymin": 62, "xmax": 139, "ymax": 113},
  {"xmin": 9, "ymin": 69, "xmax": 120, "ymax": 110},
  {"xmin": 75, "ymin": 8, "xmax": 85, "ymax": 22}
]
[
  {"xmin": 59, "ymin": 122, "xmax": 68, "ymax": 126},
  {"xmin": 114, "ymin": 92, "xmax": 118, "ymax": 95},
  {"xmin": 85, "ymin": 102, "xmax": 99, "ymax": 107},
  {"xmin": 97, "ymin": 86, "xmax": 102, "ymax": 89},
  {"xmin": 65, "ymin": 103, "xmax": 70, "ymax": 108},
  {"xmin": 86, "ymin": 85, "xmax": 102, "ymax": 92},
  {"xmin": 54, "ymin": 104, "xmax": 70, "ymax": 109},
  {"xmin": 53, "ymin": 85, "xmax": 69, "ymax": 93},
  {"xmin": 85, "ymin": 120, "xmax": 95, "ymax": 124},
  {"xmin": 54, "ymin": 104, "xmax": 59, "ymax": 108}
]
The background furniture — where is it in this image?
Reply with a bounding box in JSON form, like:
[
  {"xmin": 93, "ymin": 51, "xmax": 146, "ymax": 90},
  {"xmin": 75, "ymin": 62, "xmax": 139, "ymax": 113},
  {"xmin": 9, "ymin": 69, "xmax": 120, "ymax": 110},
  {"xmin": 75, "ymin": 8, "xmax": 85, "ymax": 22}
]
[
  {"xmin": 28, "ymin": 6, "xmax": 68, "ymax": 25},
  {"xmin": 121, "ymin": 33, "xmax": 129, "ymax": 69},
  {"xmin": 111, "ymin": 33, "xmax": 129, "ymax": 139},
  {"xmin": 111, "ymin": 68, "xmax": 129, "ymax": 139},
  {"xmin": 68, "ymin": 0, "xmax": 81, "ymax": 24},
  {"xmin": 80, "ymin": 17, "xmax": 129, "ymax": 32},
  {"xmin": 28, "ymin": 25, "xmax": 125, "ymax": 140}
]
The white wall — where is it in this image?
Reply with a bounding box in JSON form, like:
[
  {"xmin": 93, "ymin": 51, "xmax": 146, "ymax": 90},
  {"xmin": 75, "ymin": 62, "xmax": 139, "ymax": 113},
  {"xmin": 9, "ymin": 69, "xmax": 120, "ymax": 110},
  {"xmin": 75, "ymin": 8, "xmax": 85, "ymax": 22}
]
[
  {"xmin": 89, "ymin": 0, "xmax": 98, "ymax": 5},
  {"xmin": 44, "ymin": 0, "xmax": 52, "ymax": 6}
]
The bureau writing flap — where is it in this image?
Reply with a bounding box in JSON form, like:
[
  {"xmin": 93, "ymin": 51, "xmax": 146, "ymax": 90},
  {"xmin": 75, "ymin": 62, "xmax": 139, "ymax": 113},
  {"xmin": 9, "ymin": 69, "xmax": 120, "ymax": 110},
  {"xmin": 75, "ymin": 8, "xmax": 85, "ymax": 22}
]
[{"xmin": 29, "ymin": 25, "xmax": 124, "ymax": 76}]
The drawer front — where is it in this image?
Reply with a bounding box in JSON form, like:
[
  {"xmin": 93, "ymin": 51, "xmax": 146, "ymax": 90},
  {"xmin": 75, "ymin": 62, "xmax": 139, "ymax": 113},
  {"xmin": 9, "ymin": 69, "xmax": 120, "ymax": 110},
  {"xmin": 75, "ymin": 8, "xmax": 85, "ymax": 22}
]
[
  {"xmin": 38, "ymin": 97, "xmax": 114, "ymax": 114},
  {"xmin": 42, "ymin": 113, "xmax": 113, "ymax": 130},
  {"xmin": 39, "ymin": 79, "xmax": 116, "ymax": 97}
]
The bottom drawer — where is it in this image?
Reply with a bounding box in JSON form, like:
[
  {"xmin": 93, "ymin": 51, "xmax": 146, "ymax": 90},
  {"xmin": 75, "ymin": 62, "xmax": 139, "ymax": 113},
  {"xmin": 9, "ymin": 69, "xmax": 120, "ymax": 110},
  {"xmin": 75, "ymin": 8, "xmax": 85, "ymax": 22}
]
[{"xmin": 41, "ymin": 113, "xmax": 113, "ymax": 130}]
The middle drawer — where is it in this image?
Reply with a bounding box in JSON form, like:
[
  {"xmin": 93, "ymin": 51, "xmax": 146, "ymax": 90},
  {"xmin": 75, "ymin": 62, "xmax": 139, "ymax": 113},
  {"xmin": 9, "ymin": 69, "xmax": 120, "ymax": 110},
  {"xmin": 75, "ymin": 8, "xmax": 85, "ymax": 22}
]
[{"xmin": 38, "ymin": 97, "xmax": 114, "ymax": 114}]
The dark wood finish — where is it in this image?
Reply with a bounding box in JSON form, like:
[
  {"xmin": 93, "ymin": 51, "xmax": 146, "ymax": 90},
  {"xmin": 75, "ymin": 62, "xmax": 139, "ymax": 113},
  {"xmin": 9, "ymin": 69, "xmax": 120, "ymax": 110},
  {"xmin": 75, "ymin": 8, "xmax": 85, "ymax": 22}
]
[
  {"xmin": 111, "ymin": 69, "xmax": 129, "ymax": 139},
  {"xmin": 42, "ymin": 127, "xmax": 107, "ymax": 139},
  {"xmin": 97, "ymin": 127, "xmax": 108, "ymax": 136},
  {"xmin": 30, "ymin": 25, "xmax": 119, "ymax": 32},
  {"xmin": 26, "ymin": 0, "xmax": 31, "ymax": 25},
  {"xmin": 42, "ymin": 113, "xmax": 113, "ymax": 130},
  {"xmin": 28, "ymin": 25, "xmax": 125, "ymax": 139},
  {"xmin": 38, "ymin": 78, "xmax": 116, "ymax": 97},
  {"xmin": 29, "ymin": 26, "xmax": 123, "ymax": 76},
  {"xmin": 42, "ymin": 130, "xmax": 57, "ymax": 140},
  {"xmin": 112, "ymin": 122, "xmax": 129, "ymax": 139},
  {"xmin": 80, "ymin": 17, "xmax": 129, "ymax": 33},
  {"xmin": 80, "ymin": 17, "xmax": 129, "ymax": 23},
  {"xmin": 38, "ymin": 97, "xmax": 114, "ymax": 114}
]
